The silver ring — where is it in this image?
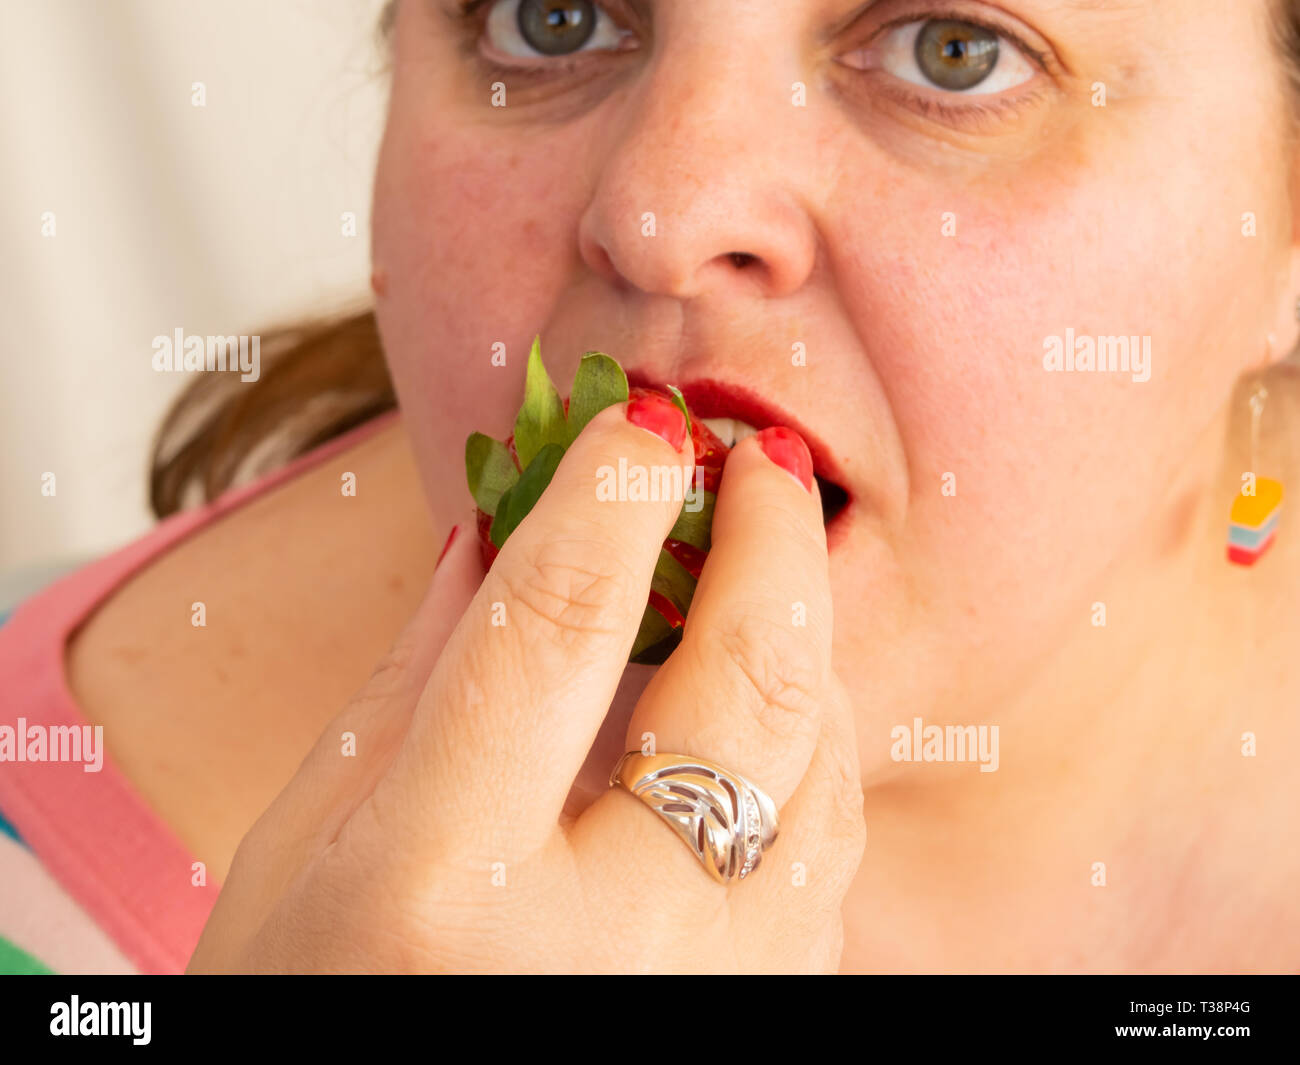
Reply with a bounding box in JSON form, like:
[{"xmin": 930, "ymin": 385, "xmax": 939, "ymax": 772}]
[{"xmin": 610, "ymin": 752, "xmax": 779, "ymax": 884}]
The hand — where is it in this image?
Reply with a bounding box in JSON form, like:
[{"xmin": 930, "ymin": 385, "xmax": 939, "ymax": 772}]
[{"xmin": 187, "ymin": 398, "xmax": 866, "ymax": 973}]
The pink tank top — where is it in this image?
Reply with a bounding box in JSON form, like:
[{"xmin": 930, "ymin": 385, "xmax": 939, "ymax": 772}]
[{"xmin": 0, "ymin": 412, "xmax": 400, "ymax": 974}]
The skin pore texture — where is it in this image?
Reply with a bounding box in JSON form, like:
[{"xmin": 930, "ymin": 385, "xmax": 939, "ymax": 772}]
[{"xmin": 69, "ymin": 0, "xmax": 1300, "ymax": 971}]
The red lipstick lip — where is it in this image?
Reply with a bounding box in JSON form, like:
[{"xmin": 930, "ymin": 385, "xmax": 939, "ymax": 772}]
[
  {"xmin": 627, "ymin": 374, "xmax": 845, "ymax": 483},
  {"xmin": 625, "ymin": 373, "xmax": 853, "ymax": 535}
]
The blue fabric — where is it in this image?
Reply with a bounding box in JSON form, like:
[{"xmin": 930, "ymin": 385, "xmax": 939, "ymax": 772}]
[{"xmin": 0, "ymin": 810, "xmax": 21, "ymax": 845}]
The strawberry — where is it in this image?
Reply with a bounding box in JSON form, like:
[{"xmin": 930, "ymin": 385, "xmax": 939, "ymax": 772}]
[{"xmin": 465, "ymin": 336, "xmax": 727, "ymax": 664}]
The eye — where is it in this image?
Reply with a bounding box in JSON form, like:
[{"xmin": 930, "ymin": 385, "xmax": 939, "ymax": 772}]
[
  {"xmin": 841, "ymin": 17, "xmax": 1037, "ymax": 95},
  {"xmin": 484, "ymin": 0, "xmax": 626, "ymax": 60}
]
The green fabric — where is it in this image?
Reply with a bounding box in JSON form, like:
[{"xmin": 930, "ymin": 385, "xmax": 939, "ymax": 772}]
[{"xmin": 0, "ymin": 934, "xmax": 55, "ymax": 975}]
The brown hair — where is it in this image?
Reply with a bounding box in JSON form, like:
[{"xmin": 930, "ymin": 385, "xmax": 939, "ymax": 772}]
[
  {"xmin": 150, "ymin": 2, "xmax": 398, "ymax": 517},
  {"xmin": 1276, "ymin": 0, "xmax": 1300, "ymax": 117},
  {"xmin": 149, "ymin": 310, "xmax": 395, "ymax": 515},
  {"xmin": 150, "ymin": 0, "xmax": 1300, "ymax": 517}
]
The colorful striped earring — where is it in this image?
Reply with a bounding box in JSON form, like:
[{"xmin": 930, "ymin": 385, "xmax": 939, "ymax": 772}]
[{"xmin": 1227, "ymin": 382, "xmax": 1283, "ymax": 566}]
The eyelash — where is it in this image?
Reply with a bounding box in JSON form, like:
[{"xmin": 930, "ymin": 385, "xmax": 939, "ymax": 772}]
[
  {"xmin": 452, "ymin": 0, "xmax": 625, "ymax": 80},
  {"xmin": 848, "ymin": 4, "xmax": 1054, "ymax": 127},
  {"xmin": 449, "ymin": 0, "xmax": 1053, "ymax": 124},
  {"xmin": 887, "ymin": 5, "xmax": 1052, "ymax": 73}
]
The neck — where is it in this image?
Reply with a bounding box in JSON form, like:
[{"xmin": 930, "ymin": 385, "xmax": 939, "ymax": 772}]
[{"xmin": 842, "ymin": 396, "xmax": 1298, "ymax": 970}]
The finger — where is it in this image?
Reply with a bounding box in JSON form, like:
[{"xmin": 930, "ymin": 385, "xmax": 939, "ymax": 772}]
[
  {"xmin": 378, "ymin": 397, "xmax": 696, "ymax": 854},
  {"xmin": 627, "ymin": 427, "xmax": 832, "ymax": 809},
  {"xmin": 736, "ymin": 675, "xmax": 865, "ymax": 934},
  {"xmin": 568, "ymin": 678, "xmax": 859, "ymax": 941},
  {"xmin": 198, "ymin": 519, "xmax": 483, "ymax": 960}
]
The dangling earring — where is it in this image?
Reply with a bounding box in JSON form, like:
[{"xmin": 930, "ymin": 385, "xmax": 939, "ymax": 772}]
[{"xmin": 1226, "ymin": 378, "xmax": 1284, "ymax": 566}]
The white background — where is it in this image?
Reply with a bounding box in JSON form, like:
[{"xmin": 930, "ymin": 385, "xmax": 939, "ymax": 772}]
[{"xmin": 0, "ymin": 0, "xmax": 390, "ymax": 578}]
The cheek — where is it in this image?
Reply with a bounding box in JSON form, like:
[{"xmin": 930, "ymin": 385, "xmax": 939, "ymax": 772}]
[
  {"xmin": 831, "ymin": 106, "xmax": 1277, "ymax": 629},
  {"xmin": 371, "ymin": 111, "xmax": 588, "ymax": 467}
]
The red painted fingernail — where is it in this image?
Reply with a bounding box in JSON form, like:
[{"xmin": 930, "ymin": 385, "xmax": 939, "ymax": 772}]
[
  {"xmin": 626, "ymin": 392, "xmax": 688, "ymax": 450},
  {"xmin": 436, "ymin": 525, "xmax": 460, "ymax": 568},
  {"xmin": 756, "ymin": 427, "xmax": 814, "ymax": 492}
]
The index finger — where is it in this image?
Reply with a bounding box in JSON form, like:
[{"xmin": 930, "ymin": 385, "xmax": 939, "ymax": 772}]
[{"xmin": 375, "ymin": 395, "xmax": 696, "ymax": 853}]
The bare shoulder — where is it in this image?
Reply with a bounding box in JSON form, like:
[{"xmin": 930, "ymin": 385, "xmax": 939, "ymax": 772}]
[{"xmin": 66, "ymin": 420, "xmax": 442, "ymax": 879}]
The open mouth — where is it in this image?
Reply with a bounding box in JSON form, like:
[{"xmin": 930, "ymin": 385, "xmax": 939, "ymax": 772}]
[
  {"xmin": 817, "ymin": 475, "xmax": 851, "ymax": 526},
  {"xmin": 699, "ymin": 416, "xmax": 850, "ymax": 527},
  {"xmin": 626, "ymin": 373, "xmax": 853, "ymax": 533}
]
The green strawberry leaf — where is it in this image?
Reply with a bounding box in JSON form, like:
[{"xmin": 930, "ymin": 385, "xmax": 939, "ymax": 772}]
[
  {"xmin": 566, "ymin": 351, "xmax": 629, "ymax": 442},
  {"xmin": 666, "ymin": 384, "xmax": 691, "ymax": 436},
  {"xmin": 465, "ymin": 432, "xmax": 519, "ymax": 517},
  {"xmin": 630, "ymin": 547, "xmax": 699, "ymax": 662},
  {"xmin": 668, "ymin": 490, "xmax": 715, "ymax": 552},
  {"xmin": 630, "ymin": 605, "xmax": 678, "ymax": 663},
  {"xmin": 489, "ymin": 442, "xmax": 565, "ymax": 549},
  {"xmin": 649, "ymin": 547, "xmax": 697, "ymax": 618},
  {"xmin": 513, "ymin": 336, "xmax": 568, "ymax": 470}
]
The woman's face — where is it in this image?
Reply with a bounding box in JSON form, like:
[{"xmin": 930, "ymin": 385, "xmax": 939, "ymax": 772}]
[{"xmin": 372, "ymin": 0, "xmax": 1298, "ymax": 767}]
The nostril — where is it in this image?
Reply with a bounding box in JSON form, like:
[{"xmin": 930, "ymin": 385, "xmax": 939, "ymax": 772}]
[{"xmin": 729, "ymin": 252, "xmax": 757, "ymax": 269}]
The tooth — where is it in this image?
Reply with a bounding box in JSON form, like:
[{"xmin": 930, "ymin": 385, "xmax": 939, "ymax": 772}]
[
  {"xmin": 699, "ymin": 417, "xmax": 761, "ymax": 447},
  {"xmin": 701, "ymin": 417, "xmax": 736, "ymax": 446}
]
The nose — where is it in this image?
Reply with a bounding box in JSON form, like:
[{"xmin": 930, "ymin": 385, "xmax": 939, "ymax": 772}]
[{"xmin": 578, "ymin": 46, "xmax": 818, "ymax": 303}]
